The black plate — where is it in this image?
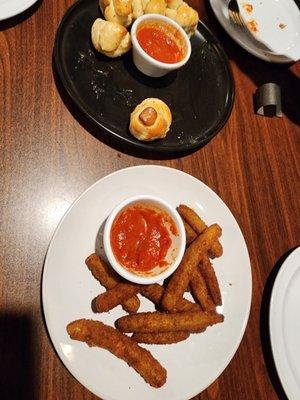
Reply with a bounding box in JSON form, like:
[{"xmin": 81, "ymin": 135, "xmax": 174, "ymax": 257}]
[{"xmin": 54, "ymin": 0, "xmax": 234, "ymax": 156}]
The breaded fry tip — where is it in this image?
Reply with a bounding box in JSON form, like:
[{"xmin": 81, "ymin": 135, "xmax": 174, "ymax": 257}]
[
  {"xmin": 94, "ymin": 282, "xmax": 140, "ymax": 312},
  {"xmin": 177, "ymin": 205, "xmax": 223, "ymax": 259}
]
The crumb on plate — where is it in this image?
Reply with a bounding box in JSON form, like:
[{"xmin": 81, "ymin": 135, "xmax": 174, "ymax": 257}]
[
  {"xmin": 279, "ymin": 23, "xmax": 286, "ymax": 29},
  {"xmin": 242, "ymin": 3, "xmax": 253, "ymax": 13},
  {"xmin": 247, "ymin": 19, "xmax": 259, "ymax": 33}
]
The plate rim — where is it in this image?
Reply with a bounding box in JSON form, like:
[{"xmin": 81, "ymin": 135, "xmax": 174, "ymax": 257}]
[
  {"xmin": 237, "ymin": 0, "xmax": 300, "ymax": 62},
  {"xmin": 209, "ymin": 0, "xmax": 296, "ymax": 64},
  {"xmin": 269, "ymin": 246, "xmax": 300, "ymax": 400},
  {"xmin": 53, "ymin": 0, "xmax": 235, "ymax": 155},
  {"xmin": 42, "ymin": 165, "xmax": 252, "ymax": 400},
  {"xmin": 0, "ymin": 0, "xmax": 38, "ymax": 21}
]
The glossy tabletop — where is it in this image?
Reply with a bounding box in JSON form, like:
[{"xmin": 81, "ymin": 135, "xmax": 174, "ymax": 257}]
[{"xmin": 0, "ymin": 0, "xmax": 299, "ymax": 399}]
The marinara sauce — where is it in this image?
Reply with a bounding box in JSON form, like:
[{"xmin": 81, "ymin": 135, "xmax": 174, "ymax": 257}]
[
  {"xmin": 137, "ymin": 23, "xmax": 184, "ymax": 64},
  {"xmin": 110, "ymin": 203, "xmax": 178, "ymax": 274}
]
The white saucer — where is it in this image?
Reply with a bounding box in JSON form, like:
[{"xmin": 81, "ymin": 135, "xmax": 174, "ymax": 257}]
[
  {"xmin": 270, "ymin": 247, "xmax": 300, "ymax": 400},
  {"xmin": 209, "ymin": 0, "xmax": 297, "ymax": 63},
  {"xmin": 0, "ymin": 0, "xmax": 37, "ymax": 21}
]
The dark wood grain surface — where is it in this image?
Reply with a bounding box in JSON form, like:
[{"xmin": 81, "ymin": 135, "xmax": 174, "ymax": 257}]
[{"xmin": 0, "ymin": 0, "xmax": 299, "ymax": 399}]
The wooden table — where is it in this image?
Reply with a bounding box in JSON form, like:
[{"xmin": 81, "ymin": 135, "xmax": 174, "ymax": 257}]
[{"xmin": 0, "ymin": 0, "xmax": 299, "ymax": 399}]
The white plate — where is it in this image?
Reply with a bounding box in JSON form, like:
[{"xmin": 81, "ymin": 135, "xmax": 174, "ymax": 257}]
[
  {"xmin": 0, "ymin": 0, "xmax": 37, "ymax": 21},
  {"xmin": 270, "ymin": 247, "xmax": 300, "ymax": 400},
  {"xmin": 238, "ymin": 0, "xmax": 300, "ymax": 62},
  {"xmin": 209, "ymin": 0, "xmax": 296, "ymax": 63},
  {"xmin": 42, "ymin": 166, "xmax": 252, "ymax": 400}
]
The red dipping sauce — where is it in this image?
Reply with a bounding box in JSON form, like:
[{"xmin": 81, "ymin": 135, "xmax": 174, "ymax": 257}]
[
  {"xmin": 137, "ymin": 21, "xmax": 185, "ymax": 64},
  {"xmin": 110, "ymin": 203, "xmax": 178, "ymax": 275}
]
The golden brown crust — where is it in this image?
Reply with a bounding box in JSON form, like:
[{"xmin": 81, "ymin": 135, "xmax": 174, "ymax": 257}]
[
  {"xmin": 91, "ymin": 18, "xmax": 131, "ymax": 57},
  {"xmin": 99, "ymin": 0, "xmax": 199, "ymax": 36},
  {"xmin": 116, "ymin": 311, "xmax": 224, "ymax": 333},
  {"xmin": 140, "ymin": 283, "xmax": 164, "ymax": 304},
  {"xmin": 177, "ymin": 204, "xmax": 207, "ymax": 234},
  {"xmin": 132, "ymin": 331, "xmax": 190, "ymax": 344},
  {"xmin": 67, "ymin": 319, "xmax": 167, "ymax": 388},
  {"xmin": 182, "ymin": 220, "xmax": 197, "ymax": 245},
  {"xmin": 129, "ymin": 98, "xmax": 172, "ymax": 141},
  {"xmin": 190, "ymin": 268, "xmax": 216, "ymax": 311},
  {"xmin": 140, "ymin": 283, "xmax": 201, "ymax": 312},
  {"xmin": 85, "ymin": 253, "xmax": 140, "ymax": 313},
  {"xmin": 208, "ymin": 241, "xmax": 223, "ymax": 259},
  {"xmin": 100, "ymin": 0, "xmax": 132, "ymax": 26},
  {"xmin": 200, "ymin": 255, "xmax": 222, "ymax": 306},
  {"xmin": 143, "ymin": 0, "xmax": 167, "ymax": 14},
  {"xmin": 166, "ymin": 0, "xmax": 182, "ymax": 9},
  {"xmin": 131, "ymin": 0, "xmax": 144, "ymax": 19},
  {"xmin": 93, "ymin": 282, "xmax": 140, "ymax": 312},
  {"xmin": 177, "ymin": 204, "xmax": 223, "ymax": 259},
  {"xmin": 165, "ymin": 1, "xmax": 199, "ymax": 37},
  {"xmin": 113, "ymin": 0, "xmax": 132, "ymax": 16},
  {"xmin": 175, "ymin": 296, "xmax": 201, "ymax": 312},
  {"xmin": 161, "ymin": 224, "xmax": 222, "ymax": 311}
]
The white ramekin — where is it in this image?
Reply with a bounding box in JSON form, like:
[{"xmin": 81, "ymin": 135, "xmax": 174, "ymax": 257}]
[
  {"xmin": 131, "ymin": 14, "xmax": 192, "ymax": 78},
  {"xmin": 103, "ymin": 194, "xmax": 186, "ymax": 284}
]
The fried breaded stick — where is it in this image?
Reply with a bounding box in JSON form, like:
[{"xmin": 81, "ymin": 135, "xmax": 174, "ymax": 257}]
[
  {"xmin": 93, "ymin": 282, "xmax": 140, "ymax": 312},
  {"xmin": 208, "ymin": 240, "xmax": 223, "ymax": 259},
  {"xmin": 183, "ymin": 220, "xmax": 197, "ymax": 245},
  {"xmin": 140, "ymin": 283, "xmax": 163, "ymax": 304},
  {"xmin": 141, "ymin": 283, "xmax": 201, "ymax": 312},
  {"xmin": 116, "ymin": 311, "xmax": 224, "ymax": 333},
  {"xmin": 132, "ymin": 331, "xmax": 190, "ymax": 344},
  {"xmin": 173, "ymin": 296, "xmax": 201, "ymax": 312},
  {"xmin": 162, "ymin": 224, "xmax": 222, "ymax": 311},
  {"xmin": 200, "ymin": 255, "xmax": 222, "ymax": 306},
  {"xmin": 86, "ymin": 253, "xmax": 140, "ymax": 313},
  {"xmin": 67, "ymin": 319, "xmax": 166, "ymax": 388},
  {"xmin": 177, "ymin": 204, "xmax": 206, "ymax": 233},
  {"xmin": 190, "ymin": 268, "xmax": 216, "ymax": 311},
  {"xmin": 177, "ymin": 205, "xmax": 223, "ymax": 258}
]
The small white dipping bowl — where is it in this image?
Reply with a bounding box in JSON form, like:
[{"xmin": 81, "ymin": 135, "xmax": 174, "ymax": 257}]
[
  {"xmin": 131, "ymin": 14, "xmax": 192, "ymax": 78},
  {"xmin": 103, "ymin": 195, "xmax": 186, "ymax": 284}
]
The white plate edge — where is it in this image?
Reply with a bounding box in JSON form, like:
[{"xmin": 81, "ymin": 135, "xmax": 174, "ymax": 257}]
[
  {"xmin": 208, "ymin": 0, "xmax": 294, "ymax": 63},
  {"xmin": 0, "ymin": 0, "xmax": 38, "ymax": 21},
  {"xmin": 269, "ymin": 246, "xmax": 300, "ymax": 400}
]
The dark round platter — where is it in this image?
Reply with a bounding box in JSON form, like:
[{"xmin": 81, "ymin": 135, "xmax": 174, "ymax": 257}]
[{"xmin": 54, "ymin": 0, "xmax": 234, "ymax": 156}]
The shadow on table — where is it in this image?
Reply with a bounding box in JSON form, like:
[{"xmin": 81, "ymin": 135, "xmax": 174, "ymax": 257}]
[
  {"xmin": 0, "ymin": 313, "xmax": 37, "ymax": 400},
  {"xmin": 52, "ymin": 58, "xmax": 206, "ymax": 160},
  {"xmin": 259, "ymin": 247, "xmax": 298, "ymax": 400},
  {"xmin": 204, "ymin": 0, "xmax": 300, "ymax": 127},
  {"xmin": 0, "ymin": 0, "xmax": 43, "ymax": 31}
]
